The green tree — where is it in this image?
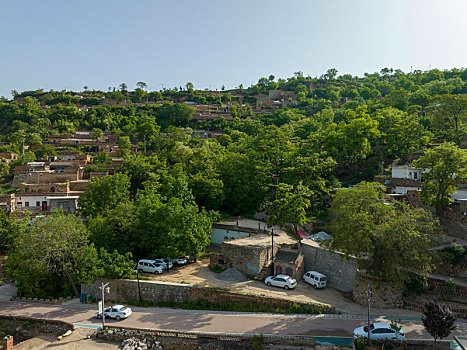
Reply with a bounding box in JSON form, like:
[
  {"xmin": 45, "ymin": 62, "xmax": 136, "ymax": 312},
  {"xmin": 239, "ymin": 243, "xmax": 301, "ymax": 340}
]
[
  {"xmin": 0, "ymin": 160, "xmax": 10, "ymax": 179},
  {"xmin": 429, "ymin": 94, "xmax": 467, "ymax": 144},
  {"xmin": 5, "ymin": 213, "xmax": 99, "ymax": 297},
  {"xmin": 119, "ymin": 83, "xmax": 128, "ymax": 92},
  {"xmin": 88, "ymin": 201, "xmax": 139, "ymax": 254},
  {"xmin": 96, "ymin": 248, "xmax": 135, "ymax": 279},
  {"xmin": 218, "ymin": 152, "xmax": 269, "ymax": 215},
  {"xmin": 136, "ymin": 81, "xmax": 147, "ymax": 90},
  {"xmin": 156, "ymin": 103, "xmax": 194, "ymax": 129},
  {"xmin": 117, "ymin": 136, "xmax": 132, "ymax": 157},
  {"xmin": 79, "ymin": 173, "xmax": 131, "ymax": 218},
  {"xmin": 268, "ymin": 183, "xmax": 311, "ymax": 240},
  {"xmin": 414, "ymin": 142, "xmax": 467, "ymax": 210},
  {"xmin": 135, "ymin": 190, "xmax": 214, "ymax": 257},
  {"xmin": 34, "ymin": 144, "xmax": 58, "ymax": 160},
  {"xmin": 329, "ymin": 182, "xmax": 439, "ymax": 283},
  {"xmin": 12, "ymin": 151, "xmax": 36, "ymax": 167},
  {"xmin": 374, "ymin": 107, "xmax": 425, "ymax": 160}
]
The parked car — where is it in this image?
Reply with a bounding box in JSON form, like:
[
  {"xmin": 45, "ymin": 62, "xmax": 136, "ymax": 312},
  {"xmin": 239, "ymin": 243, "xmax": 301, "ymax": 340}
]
[
  {"xmin": 186, "ymin": 256, "xmax": 197, "ymax": 263},
  {"xmin": 264, "ymin": 275, "xmax": 297, "ymax": 290},
  {"xmin": 173, "ymin": 257, "xmax": 187, "ymax": 266},
  {"xmin": 303, "ymin": 271, "xmax": 327, "ymax": 288},
  {"xmin": 95, "ymin": 304, "xmax": 132, "ymax": 320},
  {"xmin": 353, "ymin": 322, "xmax": 405, "ymax": 340},
  {"xmin": 137, "ymin": 259, "xmax": 165, "ymax": 274},
  {"xmin": 153, "ymin": 258, "xmax": 173, "ymax": 269}
]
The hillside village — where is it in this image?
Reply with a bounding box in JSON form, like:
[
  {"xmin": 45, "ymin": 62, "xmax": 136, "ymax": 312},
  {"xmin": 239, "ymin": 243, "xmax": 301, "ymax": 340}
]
[{"xmin": 0, "ymin": 68, "xmax": 466, "ymax": 349}]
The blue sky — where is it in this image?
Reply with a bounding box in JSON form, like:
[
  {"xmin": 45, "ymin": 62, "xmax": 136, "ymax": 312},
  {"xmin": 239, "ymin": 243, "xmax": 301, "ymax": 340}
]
[{"xmin": 1, "ymin": 0, "xmax": 466, "ymax": 97}]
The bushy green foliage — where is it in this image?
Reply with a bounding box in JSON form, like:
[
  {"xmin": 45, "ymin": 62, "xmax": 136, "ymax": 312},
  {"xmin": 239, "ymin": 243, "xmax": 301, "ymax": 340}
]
[{"xmin": 441, "ymin": 244, "xmax": 466, "ymax": 266}]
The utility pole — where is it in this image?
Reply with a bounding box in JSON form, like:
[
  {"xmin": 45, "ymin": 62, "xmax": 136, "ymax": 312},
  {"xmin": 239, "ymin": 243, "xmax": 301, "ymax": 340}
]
[
  {"xmin": 365, "ymin": 284, "xmax": 372, "ymax": 344},
  {"xmin": 98, "ymin": 282, "xmax": 110, "ymax": 329},
  {"xmin": 271, "ymin": 228, "xmax": 274, "ymax": 274}
]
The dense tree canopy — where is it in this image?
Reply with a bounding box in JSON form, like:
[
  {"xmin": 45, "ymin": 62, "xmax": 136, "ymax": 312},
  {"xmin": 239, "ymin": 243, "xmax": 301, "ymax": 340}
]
[
  {"xmin": 414, "ymin": 143, "xmax": 467, "ymax": 210},
  {"xmin": 329, "ymin": 182, "xmax": 440, "ymax": 282}
]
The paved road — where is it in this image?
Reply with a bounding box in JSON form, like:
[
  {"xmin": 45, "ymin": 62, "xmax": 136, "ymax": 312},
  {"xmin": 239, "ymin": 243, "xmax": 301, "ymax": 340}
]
[{"xmin": 1, "ymin": 301, "xmax": 466, "ymax": 341}]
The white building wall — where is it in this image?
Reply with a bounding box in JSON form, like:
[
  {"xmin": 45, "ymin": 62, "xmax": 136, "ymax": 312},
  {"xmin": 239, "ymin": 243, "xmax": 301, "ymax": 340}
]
[
  {"xmin": 392, "ymin": 166, "xmax": 425, "ymax": 180},
  {"xmin": 393, "ymin": 186, "xmax": 421, "ymax": 195},
  {"xmin": 15, "ymin": 195, "xmax": 49, "ymax": 210},
  {"xmin": 452, "ymin": 190, "xmax": 467, "ymax": 201}
]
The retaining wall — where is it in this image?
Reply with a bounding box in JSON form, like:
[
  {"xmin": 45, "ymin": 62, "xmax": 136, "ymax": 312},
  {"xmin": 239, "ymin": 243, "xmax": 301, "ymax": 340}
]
[
  {"xmin": 301, "ymin": 241, "xmax": 358, "ymax": 292},
  {"xmin": 96, "ymin": 326, "xmax": 317, "ymax": 350},
  {"xmin": 82, "ymin": 279, "xmax": 334, "ymax": 314}
]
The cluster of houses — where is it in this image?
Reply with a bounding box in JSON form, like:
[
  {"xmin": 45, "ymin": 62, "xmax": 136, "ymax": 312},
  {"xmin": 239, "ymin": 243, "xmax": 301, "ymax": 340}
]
[
  {"xmin": 375, "ymin": 164, "xmax": 467, "ymax": 222},
  {"xmin": 0, "ymin": 131, "xmax": 129, "ymax": 215}
]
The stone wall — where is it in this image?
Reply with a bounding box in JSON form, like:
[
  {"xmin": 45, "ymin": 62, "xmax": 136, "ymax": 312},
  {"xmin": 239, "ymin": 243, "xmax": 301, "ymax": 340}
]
[
  {"xmin": 82, "ymin": 279, "xmax": 334, "ymax": 314},
  {"xmin": 301, "ymin": 242, "xmax": 358, "ymax": 292},
  {"xmin": 81, "ymin": 279, "xmax": 191, "ymax": 304},
  {"xmin": 220, "ymin": 243, "xmax": 275, "ymax": 278},
  {"xmin": 352, "ymin": 270, "xmax": 403, "ymax": 309},
  {"xmin": 96, "ymin": 325, "xmax": 317, "ymax": 350}
]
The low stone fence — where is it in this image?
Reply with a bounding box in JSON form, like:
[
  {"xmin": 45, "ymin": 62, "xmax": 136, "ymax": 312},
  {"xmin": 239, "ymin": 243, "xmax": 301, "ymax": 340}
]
[
  {"xmin": 425, "ymin": 275, "xmax": 467, "ymax": 301},
  {"xmin": 82, "ymin": 279, "xmax": 335, "ymax": 314},
  {"xmin": 403, "ymin": 298, "xmax": 467, "ymax": 319},
  {"xmin": 359, "ymin": 338, "xmax": 450, "ymax": 350},
  {"xmin": 0, "ymin": 315, "xmax": 73, "ymax": 345},
  {"xmin": 96, "ymin": 326, "xmax": 317, "ymax": 350},
  {"xmin": 10, "ymin": 296, "xmax": 74, "ymax": 304}
]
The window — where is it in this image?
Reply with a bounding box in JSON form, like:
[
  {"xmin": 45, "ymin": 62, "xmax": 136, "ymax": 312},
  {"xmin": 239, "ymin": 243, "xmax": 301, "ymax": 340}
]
[
  {"xmin": 36, "ymin": 201, "xmax": 40, "ymax": 206},
  {"xmin": 25, "ymin": 202, "xmax": 29, "ymax": 207},
  {"xmin": 414, "ymin": 172, "xmax": 418, "ymax": 179}
]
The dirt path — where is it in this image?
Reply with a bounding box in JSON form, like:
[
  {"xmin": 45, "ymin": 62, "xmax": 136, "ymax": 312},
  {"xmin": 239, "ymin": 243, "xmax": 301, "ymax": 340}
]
[
  {"xmin": 16, "ymin": 328, "xmax": 119, "ymax": 350},
  {"xmin": 147, "ymin": 259, "xmax": 420, "ymax": 317}
]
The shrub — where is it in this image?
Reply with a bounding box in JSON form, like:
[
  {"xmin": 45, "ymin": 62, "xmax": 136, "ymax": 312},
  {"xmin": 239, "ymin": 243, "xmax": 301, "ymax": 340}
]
[{"xmin": 441, "ymin": 244, "xmax": 466, "ymax": 266}]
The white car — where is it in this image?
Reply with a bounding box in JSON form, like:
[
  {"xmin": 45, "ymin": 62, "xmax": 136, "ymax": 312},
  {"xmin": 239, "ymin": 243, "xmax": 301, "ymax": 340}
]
[
  {"xmin": 95, "ymin": 304, "xmax": 132, "ymax": 321},
  {"xmin": 154, "ymin": 258, "xmax": 173, "ymax": 269},
  {"xmin": 137, "ymin": 259, "xmax": 165, "ymax": 274},
  {"xmin": 173, "ymin": 257, "xmax": 187, "ymax": 266},
  {"xmin": 353, "ymin": 322, "xmax": 405, "ymax": 340},
  {"xmin": 264, "ymin": 275, "xmax": 297, "ymax": 290},
  {"xmin": 303, "ymin": 271, "xmax": 327, "ymax": 288}
]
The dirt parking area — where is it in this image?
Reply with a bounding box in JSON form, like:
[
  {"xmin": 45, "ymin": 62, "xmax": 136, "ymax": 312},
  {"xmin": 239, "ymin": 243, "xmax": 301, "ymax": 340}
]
[{"xmin": 144, "ymin": 259, "xmax": 417, "ymax": 317}]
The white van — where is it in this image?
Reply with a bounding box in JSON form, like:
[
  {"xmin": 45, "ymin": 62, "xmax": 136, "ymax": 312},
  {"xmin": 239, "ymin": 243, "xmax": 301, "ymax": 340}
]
[
  {"xmin": 303, "ymin": 271, "xmax": 327, "ymax": 288},
  {"xmin": 137, "ymin": 259, "xmax": 165, "ymax": 274}
]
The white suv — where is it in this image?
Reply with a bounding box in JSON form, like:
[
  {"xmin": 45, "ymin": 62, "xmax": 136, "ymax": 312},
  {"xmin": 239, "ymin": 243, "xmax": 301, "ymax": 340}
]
[{"xmin": 137, "ymin": 259, "xmax": 165, "ymax": 274}]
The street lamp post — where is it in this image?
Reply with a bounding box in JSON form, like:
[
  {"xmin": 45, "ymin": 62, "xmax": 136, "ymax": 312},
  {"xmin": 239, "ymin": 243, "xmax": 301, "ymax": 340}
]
[
  {"xmin": 99, "ymin": 282, "xmax": 110, "ymax": 329},
  {"xmin": 365, "ymin": 284, "xmax": 372, "ymax": 344}
]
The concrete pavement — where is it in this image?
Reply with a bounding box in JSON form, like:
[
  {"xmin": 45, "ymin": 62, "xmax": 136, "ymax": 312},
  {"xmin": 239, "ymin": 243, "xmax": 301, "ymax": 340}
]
[{"xmin": 1, "ymin": 300, "xmax": 466, "ymax": 341}]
